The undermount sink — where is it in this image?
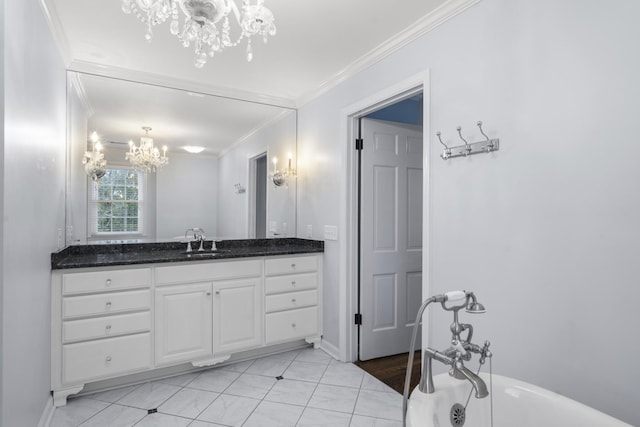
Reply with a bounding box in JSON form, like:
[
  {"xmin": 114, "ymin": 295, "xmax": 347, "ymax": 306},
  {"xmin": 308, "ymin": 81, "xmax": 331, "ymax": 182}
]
[
  {"xmin": 182, "ymin": 249, "xmax": 230, "ymax": 257},
  {"xmin": 183, "ymin": 251, "xmax": 218, "ymax": 257}
]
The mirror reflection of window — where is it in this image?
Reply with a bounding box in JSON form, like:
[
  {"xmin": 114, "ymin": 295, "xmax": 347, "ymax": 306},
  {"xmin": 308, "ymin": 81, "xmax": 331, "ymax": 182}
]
[{"xmin": 89, "ymin": 168, "xmax": 145, "ymax": 237}]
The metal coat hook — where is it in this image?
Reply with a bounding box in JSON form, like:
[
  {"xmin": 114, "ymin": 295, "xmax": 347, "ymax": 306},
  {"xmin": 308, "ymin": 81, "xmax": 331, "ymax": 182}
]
[
  {"xmin": 456, "ymin": 126, "xmax": 471, "ymax": 155},
  {"xmin": 437, "ymin": 121, "xmax": 500, "ymax": 160},
  {"xmin": 436, "ymin": 132, "xmax": 451, "ymax": 160},
  {"xmin": 477, "ymin": 121, "xmax": 495, "ymax": 151}
]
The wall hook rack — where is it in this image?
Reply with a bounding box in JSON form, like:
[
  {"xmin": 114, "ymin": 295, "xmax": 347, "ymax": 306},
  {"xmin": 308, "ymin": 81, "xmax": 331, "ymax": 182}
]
[{"xmin": 437, "ymin": 121, "xmax": 499, "ymax": 160}]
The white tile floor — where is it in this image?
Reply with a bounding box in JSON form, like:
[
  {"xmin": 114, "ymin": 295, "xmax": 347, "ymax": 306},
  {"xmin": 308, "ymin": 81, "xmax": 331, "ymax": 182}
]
[{"xmin": 51, "ymin": 348, "xmax": 403, "ymax": 427}]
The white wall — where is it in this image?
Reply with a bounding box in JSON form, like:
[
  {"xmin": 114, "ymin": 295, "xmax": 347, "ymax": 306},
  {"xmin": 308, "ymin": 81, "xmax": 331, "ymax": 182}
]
[
  {"xmin": 0, "ymin": 0, "xmax": 5, "ymax": 420},
  {"xmin": 156, "ymin": 152, "xmax": 218, "ymax": 240},
  {"xmin": 297, "ymin": 0, "xmax": 640, "ymax": 424},
  {"xmin": 218, "ymin": 111, "xmax": 297, "ymax": 239},
  {"xmin": 2, "ymin": 1, "xmax": 66, "ymax": 426}
]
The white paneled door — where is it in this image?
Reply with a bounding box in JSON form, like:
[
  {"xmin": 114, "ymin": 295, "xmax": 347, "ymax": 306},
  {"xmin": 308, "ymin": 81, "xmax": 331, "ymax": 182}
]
[{"xmin": 359, "ymin": 118, "xmax": 423, "ymax": 361}]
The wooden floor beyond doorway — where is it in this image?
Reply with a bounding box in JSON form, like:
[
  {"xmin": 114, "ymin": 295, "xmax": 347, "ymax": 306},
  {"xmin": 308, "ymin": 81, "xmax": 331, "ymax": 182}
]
[{"xmin": 355, "ymin": 351, "xmax": 421, "ymax": 395}]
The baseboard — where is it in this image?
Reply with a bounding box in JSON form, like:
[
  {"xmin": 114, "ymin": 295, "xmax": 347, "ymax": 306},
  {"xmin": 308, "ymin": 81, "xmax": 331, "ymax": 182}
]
[
  {"xmin": 37, "ymin": 395, "xmax": 55, "ymax": 427},
  {"xmin": 319, "ymin": 339, "xmax": 341, "ymax": 361}
]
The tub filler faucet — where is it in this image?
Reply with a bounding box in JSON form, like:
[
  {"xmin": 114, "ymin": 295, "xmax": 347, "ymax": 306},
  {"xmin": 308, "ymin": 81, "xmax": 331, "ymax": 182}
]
[{"xmin": 403, "ymin": 291, "xmax": 492, "ymax": 425}]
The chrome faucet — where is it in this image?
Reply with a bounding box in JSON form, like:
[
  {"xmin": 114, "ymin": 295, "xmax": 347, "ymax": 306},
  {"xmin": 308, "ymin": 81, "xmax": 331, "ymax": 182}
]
[
  {"xmin": 418, "ymin": 291, "xmax": 491, "ymax": 397},
  {"xmin": 403, "ymin": 291, "xmax": 492, "ymax": 426},
  {"xmin": 184, "ymin": 228, "xmax": 206, "ymax": 252}
]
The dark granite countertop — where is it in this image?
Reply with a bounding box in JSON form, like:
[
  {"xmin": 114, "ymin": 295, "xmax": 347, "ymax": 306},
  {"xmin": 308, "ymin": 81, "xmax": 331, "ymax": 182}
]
[{"xmin": 51, "ymin": 238, "xmax": 324, "ymax": 270}]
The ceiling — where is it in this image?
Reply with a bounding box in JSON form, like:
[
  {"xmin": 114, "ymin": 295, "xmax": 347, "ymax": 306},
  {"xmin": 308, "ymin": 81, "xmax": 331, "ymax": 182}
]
[{"xmin": 44, "ymin": 0, "xmax": 474, "ymax": 154}]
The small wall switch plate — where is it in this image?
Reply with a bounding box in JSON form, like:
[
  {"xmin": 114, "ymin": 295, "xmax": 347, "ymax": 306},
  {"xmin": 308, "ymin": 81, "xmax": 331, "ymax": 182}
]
[
  {"xmin": 324, "ymin": 225, "xmax": 338, "ymax": 241},
  {"xmin": 306, "ymin": 224, "xmax": 313, "ymax": 238}
]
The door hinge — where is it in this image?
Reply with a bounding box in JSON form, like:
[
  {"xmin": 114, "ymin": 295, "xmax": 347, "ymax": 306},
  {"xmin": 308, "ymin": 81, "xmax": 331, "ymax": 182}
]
[
  {"xmin": 354, "ymin": 313, "xmax": 362, "ymax": 325},
  {"xmin": 355, "ymin": 138, "xmax": 364, "ymax": 151}
]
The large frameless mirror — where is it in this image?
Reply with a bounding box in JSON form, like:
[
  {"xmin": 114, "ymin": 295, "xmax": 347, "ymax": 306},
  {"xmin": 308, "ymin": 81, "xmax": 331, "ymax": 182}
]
[{"xmin": 65, "ymin": 72, "xmax": 297, "ymax": 244}]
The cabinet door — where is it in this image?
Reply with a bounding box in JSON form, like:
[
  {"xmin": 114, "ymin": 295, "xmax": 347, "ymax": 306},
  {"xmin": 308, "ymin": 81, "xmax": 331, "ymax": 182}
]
[
  {"xmin": 155, "ymin": 283, "xmax": 213, "ymax": 365},
  {"xmin": 213, "ymin": 278, "xmax": 262, "ymax": 354}
]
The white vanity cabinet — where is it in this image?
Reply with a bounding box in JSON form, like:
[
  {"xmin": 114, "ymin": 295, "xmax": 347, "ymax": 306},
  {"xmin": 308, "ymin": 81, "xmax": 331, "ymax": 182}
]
[
  {"xmin": 51, "ymin": 253, "xmax": 322, "ymax": 406},
  {"xmin": 51, "ymin": 267, "xmax": 152, "ymax": 406},
  {"xmin": 264, "ymin": 255, "xmax": 322, "ymax": 346},
  {"xmin": 155, "ymin": 282, "xmax": 213, "ymax": 366},
  {"xmin": 155, "ymin": 258, "xmax": 263, "ymax": 366},
  {"xmin": 213, "ymin": 278, "xmax": 262, "ymax": 355}
]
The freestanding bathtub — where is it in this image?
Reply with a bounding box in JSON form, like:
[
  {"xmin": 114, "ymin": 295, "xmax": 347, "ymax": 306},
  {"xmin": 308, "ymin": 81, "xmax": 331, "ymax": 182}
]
[{"xmin": 406, "ymin": 373, "xmax": 630, "ymax": 426}]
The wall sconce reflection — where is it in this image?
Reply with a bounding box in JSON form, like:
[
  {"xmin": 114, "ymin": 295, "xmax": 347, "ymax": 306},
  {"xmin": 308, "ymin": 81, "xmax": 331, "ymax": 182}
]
[
  {"xmin": 271, "ymin": 152, "xmax": 296, "ymax": 187},
  {"xmin": 82, "ymin": 131, "xmax": 107, "ymax": 182}
]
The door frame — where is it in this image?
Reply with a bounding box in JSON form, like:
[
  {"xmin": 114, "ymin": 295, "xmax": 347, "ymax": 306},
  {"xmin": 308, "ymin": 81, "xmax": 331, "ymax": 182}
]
[
  {"xmin": 247, "ymin": 150, "xmax": 269, "ymax": 238},
  {"xmin": 338, "ymin": 71, "xmax": 431, "ymax": 362}
]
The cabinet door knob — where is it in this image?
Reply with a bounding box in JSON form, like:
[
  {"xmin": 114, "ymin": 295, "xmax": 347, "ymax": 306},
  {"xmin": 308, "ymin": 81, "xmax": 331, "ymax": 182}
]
[
  {"xmin": 215, "ymin": 291, "xmax": 220, "ymax": 295},
  {"xmin": 206, "ymin": 292, "xmax": 211, "ymax": 296},
  {"xmin": 105, "ymin": 356, "xmax": 112, "ymax": 362},
  {"xmin": 105, "ymin": 279, "xmax": 112, "ymax": 286},
  {"xmin": 291, "ymin": 323, "xmax": 297, "ymax": 328}
]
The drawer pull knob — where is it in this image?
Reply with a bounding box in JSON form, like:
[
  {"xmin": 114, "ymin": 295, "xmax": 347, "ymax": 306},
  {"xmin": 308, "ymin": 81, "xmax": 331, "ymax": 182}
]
[
  {"xmin": 291, "ymin": 323, "xmax": 297, "ymax": 328},
  {"xmin": 291, "ymin": 298, "xmax": 297, "ymax": 304},
  {"xmin": 291, "ymin": 281, "xmax": 297, "ymax": 286},
  {"xmin": 215, "ymin": 291, "xmax": 220, "ymax": 295},
  {"xmin": 105, "ymin": 356, "xmax": 112, "ymax": 362},
  {"xmin": 206, "ymin": 292, "xmax": 211, "ymax": 296},
  {"xmin": 105, "ymin": 279, "xmax": 112, "ymax": 286},
  {"xmin": 105, "ymin": 302, "xmax": 112, "ymax": 309},
  {"xmin": 291, "ymin": 263, "xmax": 296, "ymax": 268},
  {"xmin": 105, "ymin": 325, "xmax": 112, "ymax": 333}
]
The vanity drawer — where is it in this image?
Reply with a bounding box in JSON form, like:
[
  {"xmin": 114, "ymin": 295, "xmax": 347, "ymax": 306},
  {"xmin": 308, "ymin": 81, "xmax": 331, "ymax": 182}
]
[
  {"xmin": 63, "ymin": 333, "xmax": 151, "ymax": 384},
  {"xmin": 156, "ymin": 259, "xmax": 262, "ymax": 285},
  {"xmin": 265, "ymin": 273, "xmax": 317, "ymax": 295},
  {"xmin": 265, "ymin": 290, "xmax": 318, "ymax": 313},
  {"xmin": 265, "ymin": 306, "xmax": 318, "ymax": 344},
  {"xmin": 63, "ymin": 311, "xmax": 151, "ymax": 343},
  {"xmin": 63, "ymin": 290, "xmax": 150, "ymax": 319},
  {"xmin": 265, "ymin": 255, "xmax": 318, "ymax": 276},
  {"xmin": 63, "ymin": 268, "xmax": 151, "ymax": 295}
]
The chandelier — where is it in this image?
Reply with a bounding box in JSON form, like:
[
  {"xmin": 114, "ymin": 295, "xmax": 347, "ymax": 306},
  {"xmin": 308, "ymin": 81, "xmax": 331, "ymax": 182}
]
[
  {"xmin": 126, "ymin": 127, "xmax": 169, "ymax": 173},
  {"xmin": 82, "ymin": 131, "xmax": 107, "ymax": 182},
  {"xmin": 121, "ymin": 0, "xmax": 276, "ymax": 68}
]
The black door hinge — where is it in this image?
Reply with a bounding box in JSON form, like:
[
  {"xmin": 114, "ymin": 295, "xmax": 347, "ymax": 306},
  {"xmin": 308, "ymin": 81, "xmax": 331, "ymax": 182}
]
[
  {"xmin": 355, "ymin": 313, "xmax": 363, "ymax": 325},
  {"xmin": 355, "ymin": 138, "xmax": 364, "ymax": 151}
]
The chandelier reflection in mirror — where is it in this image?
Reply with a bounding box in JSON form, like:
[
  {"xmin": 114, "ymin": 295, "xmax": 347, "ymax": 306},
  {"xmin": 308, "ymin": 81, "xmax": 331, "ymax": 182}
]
[
  {"xmin": 121, "ymin": 0, "xmax": 276, "ymax": 68},
  {"xmin": 82, "ymin": 131, "xmax": 107, "ymax": 182},
  {"xmin": 126, "ymin": 127, "xmax": 169, "ymax": 173}
]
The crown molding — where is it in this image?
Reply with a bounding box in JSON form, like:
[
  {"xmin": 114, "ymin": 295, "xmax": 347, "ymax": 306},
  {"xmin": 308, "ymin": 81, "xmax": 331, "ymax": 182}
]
[
  {"xmin": 68, "ymin": 72, "xmax": 95, "ymax": 118},
  {"xmin": 67, "ymin": 60, "xmax": 297, "ymax": 110},
  {"xmin": 218, "ymin": 108, "xmax": 294, "ymax": 158},
  {"xmin": 295, "ymin": 0, "xmax": 481, "ymax": 107},
  {"xmin": 39, "ymin": 0, "xmax": 72, "ymax": 66}
]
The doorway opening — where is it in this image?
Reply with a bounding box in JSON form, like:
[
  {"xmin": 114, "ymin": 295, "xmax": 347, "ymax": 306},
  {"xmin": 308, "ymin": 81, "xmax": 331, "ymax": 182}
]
[
  {"xmin": 248, "ymin": 153, "xmax": 267, "ymax": 238},
  {"xmin": 354, "ymin": 90, "xmax": 424, "ymax": 362}
]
